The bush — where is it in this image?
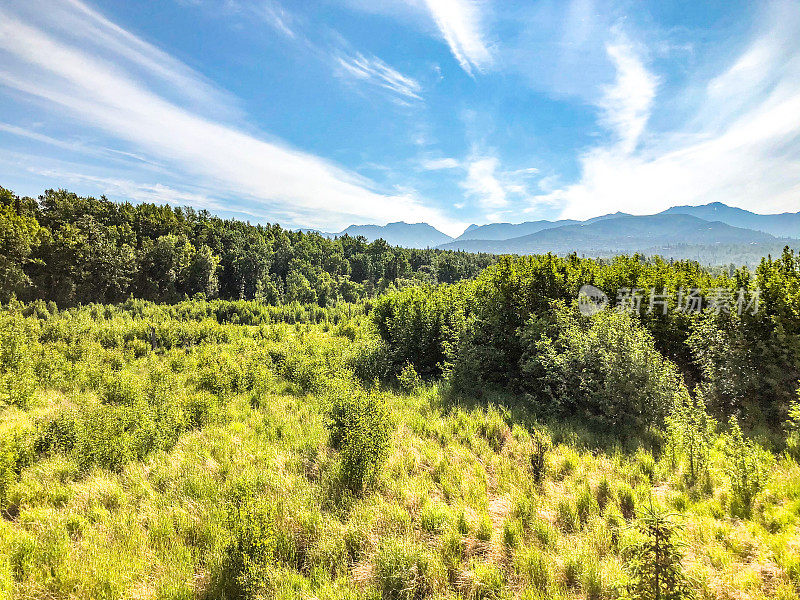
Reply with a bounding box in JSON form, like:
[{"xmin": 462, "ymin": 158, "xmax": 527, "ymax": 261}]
[
  {"xmin": 325, "ymin": 381, "xmax": 392, "ymax": 493},
  {"xmin": 0, "ymin": 313, "xmax": 37, "ymax": 408},
  {"xmin": 666, "ymin": 395, "xmax": 715, "ymax": 486},
  {"xmin": 0, "ymin": 412, "xmax": 35, "ymax": 508},
  {"xmin": 217, "ymin": 480, "xmax": 282, "ymax": 599},
  {"xmin": 530, "ymin": 428, "xmax": 551, "ymax": 484},
  {"xmin": 520, "ymin": 306, "xmax": 688, "ymax": 433},
  {"xmin": 723, "ymin": 417, "xmax": 771, "ymax": 518},
  {"xmin": 787, "ymin": 390, "xmax": 800, "ymax": 461},
  {"xmin": 623, "ymin": 504, "xmax": 693, "ymax": 600},
  {"xmin": 397, "ymin": 362, "xmax": 422, "ymax": 392}
]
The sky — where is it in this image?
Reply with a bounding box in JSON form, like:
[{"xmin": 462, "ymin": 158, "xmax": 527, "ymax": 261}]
[{"xmin": 0, "ymin": 0, "xmax": 798, "ymax": 237}]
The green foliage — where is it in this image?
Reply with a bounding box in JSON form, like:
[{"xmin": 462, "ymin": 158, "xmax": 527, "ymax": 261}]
[
  {"xmin": 0, "ymin": 190, "xmax": 40, "ymax": 302},
  {"xmin": 373, "ymin": 283, "xmax": 472, "ymax": 379},
  {"xmin": 788, "ymin": 389, "xmax": 800, "ymax": 461},
  {"xmin": 218, "ymin": 479, "xmax": 284, "ymax": 599},
  {"xmin": 530, "ymin": 427, "xmax": 551, "ymax": 484},
  {"xmin": 515, "ymin": 545, "xmax": 551, "ymax": 593},
  {"xmin": 326, "ymin": 381, "xmax": 392, "ymax": 493},
  {"xmin": 397, "ymin": 362, "xmax": 423, "ymax": 392},
  {"xmin": 624, "ymin": 504, "xmax": 694, "ymax": 600},
  {"xmin": 374, "ymin": 537, "xmax": 438, "ymax": 600},
  {"xmin": 0, "ymin": 186, "xmax": 497, "ymax": 307},
  {"xmin": 723, "ymin": 417, "xmax": 771, "ymax": 518},
  {"xmin": 666, "ymin": 395, "xmax": 715, "ymax": 486},
  {"xmin": 469, "ymin": 562, "xmax": 507, "ymax": 600},
  {"xmin": 0, "ymin": 312, "xmax": 36, "ymax": 408},
  {"xmin": 522, "ymin": 306, "xmax": 688, "ymax": 432}
]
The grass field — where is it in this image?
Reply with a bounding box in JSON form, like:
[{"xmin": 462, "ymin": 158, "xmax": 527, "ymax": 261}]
[{"xmin": 1, "ymin": 299, "xmax": 799, "ymax": 600}]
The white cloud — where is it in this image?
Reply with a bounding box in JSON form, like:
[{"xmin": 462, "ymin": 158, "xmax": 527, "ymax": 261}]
[
  {"xmin": 459, "ymin": 154, "xmax": 543, "ymax": 217},
  {"xmin": 461, "ymin": 156, "xmax": 507, "ymax": 211},
  {"xmin": 421, "ymin": 157, "xmax": 461, "ymax": 170},
  {"xmin": 335, "ymin": 52, "xmax": 422, "ymax": 102},
  {"xmin": 0, "ymin": 0, "xmax": 460, "ymax": 234},
  {"xmin": 536, "ymin": 1, "xmax": 800, "ymax": 221},
  {"xmin": 596, "ymin": 31, "xmax": 658, "ymax": 154},
  {"xmin": 422, "ymin": 0, "xmax": 492, "ymax": 75},
  {"xmin": 257, "ymin": 1, "xmax": 297, "ymax": 38}
]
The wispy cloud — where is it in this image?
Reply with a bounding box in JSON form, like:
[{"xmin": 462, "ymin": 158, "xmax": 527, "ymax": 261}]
[
  {"xmin": 460, "ymin": 154, "xmax": 540, "ymax": 218},
  {"xmin": 256, "ymin": 1, "xmax": 297, "ymax": 38},
  {"xmin": 535, "ymin": 0, "xmax": 800, "ymax": 221},
  {"xmin": 462, "ymin": 156, "xmax": 507, "ymax": 210},
  {"xmin": 422, "ymin": 0, "xmax": 492, "ymax": 75},
  {"xmin": 596, "ymin": 30, "xmax": 658, "ymax": 154},
  {"xmin": 335, "ymin": 52, "xmax": 422, "ymax": 103},
  {"xmin": 0, "ymin": 0, "xmax": 458, "ymax": 233},
  {"xmin": 421, "ymin": 157, "xmax": 461, "ymax": 170}
]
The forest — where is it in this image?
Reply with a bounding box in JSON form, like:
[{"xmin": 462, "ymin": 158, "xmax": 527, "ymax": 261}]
[
  {"xmin": 1, "ymin": 186, "xmax": 799, "ymax": 600},
  {"xmin": 0, "ymin": 187, "xmax": 497, "ymax": 307}
]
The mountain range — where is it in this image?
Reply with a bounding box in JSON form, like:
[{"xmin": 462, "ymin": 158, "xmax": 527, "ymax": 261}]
[{"xmin": 304, "ymin": 202, "xmax": 799, "ymax": 266}]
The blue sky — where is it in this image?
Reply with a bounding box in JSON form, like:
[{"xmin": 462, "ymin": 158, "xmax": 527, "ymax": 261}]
[{"xmin": 0, "ymin": 0, "xmax": 798, "ymax": 236}]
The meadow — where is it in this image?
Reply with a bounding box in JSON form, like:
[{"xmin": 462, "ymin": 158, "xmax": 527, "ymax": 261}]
[
  {"xmin": 1, "ymin": 288, "xmax": 799, "ymax": 600},
  {"xmin": 2, "ymin": 186, "xmax": 800, "ymax": 599}
]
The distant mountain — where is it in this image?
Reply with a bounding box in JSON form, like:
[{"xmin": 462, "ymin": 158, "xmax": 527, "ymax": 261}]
[
  {"xmin": 333, "ymin": 222, "xmax": 453, "ymax": 248},
  {"xmin": 297, "ymin": 202, "xmax": 798, "ymax": 264},
  {"xmin": 438, "ymin": 214, "xmax": 796, "ymax": 266},
  {"xmin": 455, "ymin": 219, "xmax": 581, "ymax": 241},
  {"xmin": 661, "ymin": 202, "xmax": 800, "ymax": 239}
]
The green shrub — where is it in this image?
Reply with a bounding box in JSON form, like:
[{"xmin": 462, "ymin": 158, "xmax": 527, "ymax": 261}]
[
  {"xmin": 520, "ymin": 307, "xmax": 688, "ymax": 434},
  {"xmin": 723, "ymin": 417, "xmax": 771, "ymax": 518},
  {"xmin": 184, "ymin": 392, "xmax": 216, "ymax": 429},
  {"xmin": 623, "ymin": 504, "xmax": 693, "ymax": 600},
  {"xmin": 530, "ymin": 428, "xmax": 551, "ymax": 484},
  {"xmin": 0, "ymin": 412, "xmax": 35, "ymax": 507},
  {"xmin": 34, "ymin": 407, "xmax": 78, "ymax": 455},
  {"xmin": 397, "ymin": 362, "xmax": 423, "ymax": 392},
  {"xmin": 666, "ymin": 395, "xmax": 715, "ymax": 486},
  {"xmin": 325, "ymin": 381, "xmax": 392, "ymax": 493},
  {"xmin": 0, "ymin": 313, "xmax": 37, "ymax": 408},
  {"xmin": 787, "ymin": 390, "xmax": 800, "ymax": 461},
  {"xmin": 217, "ymin": 480, "xmax": 281, "ymax": 599},
  {"xmin": 346, "ymin": 338, "xmax": 390, "ymax": 384}
]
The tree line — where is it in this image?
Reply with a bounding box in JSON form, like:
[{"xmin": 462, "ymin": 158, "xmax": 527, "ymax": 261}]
[{"xmin": 0, "ymin": 186, "xmax": 497, "ymax": 307}]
